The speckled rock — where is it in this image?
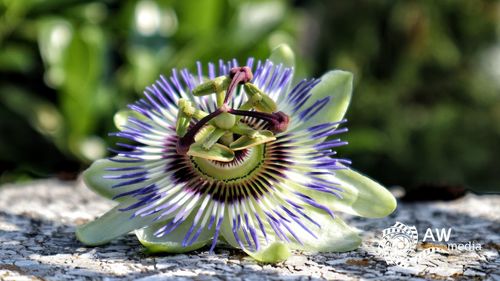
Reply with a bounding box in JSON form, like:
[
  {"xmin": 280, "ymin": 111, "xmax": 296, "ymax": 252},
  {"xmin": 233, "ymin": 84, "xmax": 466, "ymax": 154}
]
[{"xmin": 0, "ymin": 179, "xmax": 498, "ymax": 280}]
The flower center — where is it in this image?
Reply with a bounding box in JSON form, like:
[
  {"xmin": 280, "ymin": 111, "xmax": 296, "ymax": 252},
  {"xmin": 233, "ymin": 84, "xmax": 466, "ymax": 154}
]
[
  {"xmin": 174, "ymin": 66, "xmax": 290, "ymax": 163},
  {"xmin": 191, "ymin": 145, "xmax": 265, "ymax": 182},
  {"xmin": 165, "ymin": 132, "xmax": 291, "ymax": 204}
]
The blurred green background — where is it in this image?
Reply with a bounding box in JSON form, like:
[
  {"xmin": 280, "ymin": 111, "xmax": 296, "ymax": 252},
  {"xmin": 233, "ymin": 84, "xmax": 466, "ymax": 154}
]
[{"xmin": 1, "ymin": 0, "xmax": 499, "ymax": 193}]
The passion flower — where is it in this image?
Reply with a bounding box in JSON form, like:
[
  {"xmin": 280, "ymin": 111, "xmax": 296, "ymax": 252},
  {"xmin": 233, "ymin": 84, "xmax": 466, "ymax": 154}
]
[{"xmin": 76, "ymin": 45, "xmax": 396, "ymax": 263}]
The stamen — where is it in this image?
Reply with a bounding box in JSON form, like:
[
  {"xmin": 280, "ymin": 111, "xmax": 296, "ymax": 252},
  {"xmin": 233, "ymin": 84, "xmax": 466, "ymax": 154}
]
[
  {"xmin": 177, "ymin": 66, "xmax": 258, "ymax": 156},
  {"xmin": 229, "ymin": 109, "xmax": 290, "ymax": 133},
  {"xmin": 177, "ymin": 65, "xmax": 286, "ymax": 157}
]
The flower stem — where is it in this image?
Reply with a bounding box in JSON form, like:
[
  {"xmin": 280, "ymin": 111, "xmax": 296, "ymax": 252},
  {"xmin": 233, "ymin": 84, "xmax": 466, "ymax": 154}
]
[{"xmin": 229, "ymin": 109, "xmax": 290, "ymax": 133}]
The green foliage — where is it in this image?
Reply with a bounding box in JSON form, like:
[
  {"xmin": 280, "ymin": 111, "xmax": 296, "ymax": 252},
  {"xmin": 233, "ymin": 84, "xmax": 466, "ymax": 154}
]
[
  {"xmin": 307, "ymin": 1, "xmax": 500, "ymax": 192},
  {"xmin": 0, "ymin": 0, "xmax": 298, "ymax": 181},
  {"xmin": 0, "ymin": 0, "xmax": 499, "ymax": 192}
]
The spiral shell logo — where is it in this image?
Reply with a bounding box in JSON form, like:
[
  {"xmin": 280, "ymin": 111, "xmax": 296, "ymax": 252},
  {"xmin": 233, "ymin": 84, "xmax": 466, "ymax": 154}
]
[
  {"xmin": 377, "ymin": 222, "xmax": 419, "ymax": 266},
  {"xmin": 376, "ymin": 222, "xmax": 481, "ymax": 268}
]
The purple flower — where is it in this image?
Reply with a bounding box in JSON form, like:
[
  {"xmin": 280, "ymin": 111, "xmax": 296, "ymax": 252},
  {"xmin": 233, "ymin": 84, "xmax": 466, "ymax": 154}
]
[{"xmin": 77, "ymin": 45, "xmax": 396, "ymax": 262}]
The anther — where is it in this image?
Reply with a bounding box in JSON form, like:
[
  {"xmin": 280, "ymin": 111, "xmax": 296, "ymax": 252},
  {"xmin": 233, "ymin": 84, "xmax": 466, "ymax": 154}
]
[{"xmin": 178, "ymin": 66, "xmax": 261, "ymax": 155}]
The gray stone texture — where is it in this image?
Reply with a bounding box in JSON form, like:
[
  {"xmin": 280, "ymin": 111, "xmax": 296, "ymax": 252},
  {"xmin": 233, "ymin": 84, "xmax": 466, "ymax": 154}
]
[{"xmin": 0, "ymin": 179, "xmax": 498, "ymax": 280}]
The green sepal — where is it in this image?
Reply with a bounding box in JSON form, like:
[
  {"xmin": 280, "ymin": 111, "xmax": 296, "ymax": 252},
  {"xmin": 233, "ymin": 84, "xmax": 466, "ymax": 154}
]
[
  {"xmin": 187, "ymin": 142, "xmax": 235, "ymax": 162},
  {"xmin": 290, "ymin": 214, "xmax": 361, "ymax": 253},
  {"xmin": 244, "ymin": 242, "xmax": 291, "ymax": 263},
  {"xmin": 301, "ymin": 168, "xmax": 397, "ymax": 218},
  {"xmin": 269, "ymin": 44, "xmax": 295, "ymax": 70},
  {"xmin": 268, "ymin": 44, "xmax": 295, "ymax": 96},
  {"xmin": 230, "ymin": 130, "xmax": 275, "ymax": 151},
  {"xmin": 293, "ymin": 70, "xmax": 353, "ymax": 133},
  {"xmin": 220, "ymin": 217, "xmax": 291, "ymax": 263},
  {"xmin": 113, "ymin": 109, "xmax": 147, "ymax": 131},
  {"xmin": 82, "ymin": 157, "xmax": 141, "ymax": 201},
  {"xmin": 76, "ymin": 204, "xmax": 152, "ymax": 246},
  {"xmin": 333, "ymin": 168, "xmax": 397, "ymax": 218},
  {"xmin": 136, "ymin": 214, "xmax": 214, "ymax": 254}
]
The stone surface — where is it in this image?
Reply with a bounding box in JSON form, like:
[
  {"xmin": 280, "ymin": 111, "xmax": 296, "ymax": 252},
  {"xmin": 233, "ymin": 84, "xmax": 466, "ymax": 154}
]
[{"xmin": 0, "ymin": 179, "xmax": 498, "ymax": 280}]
